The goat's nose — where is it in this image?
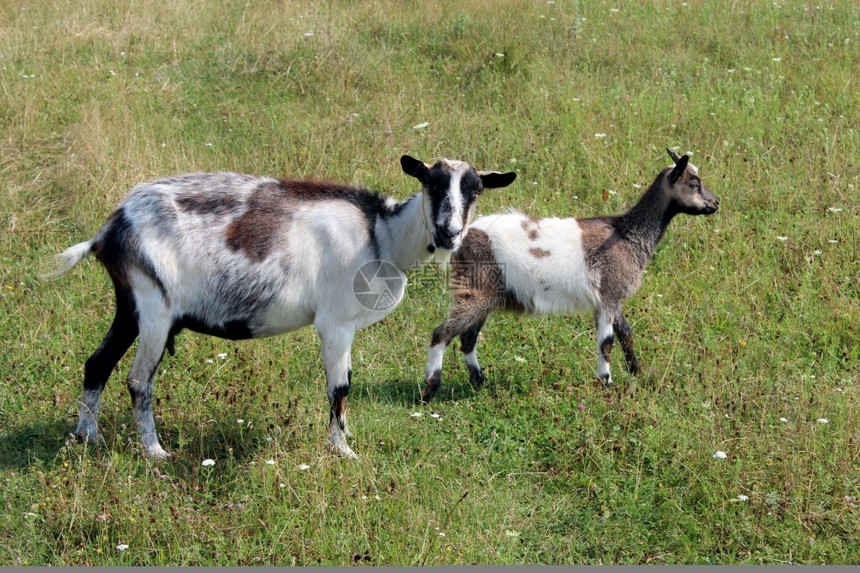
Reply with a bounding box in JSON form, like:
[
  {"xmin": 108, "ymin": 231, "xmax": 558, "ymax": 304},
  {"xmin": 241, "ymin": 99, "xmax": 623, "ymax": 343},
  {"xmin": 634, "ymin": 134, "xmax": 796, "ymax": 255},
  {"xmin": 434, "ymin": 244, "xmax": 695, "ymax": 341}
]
[{"xmin": 439, "ymin": 225, "xmax": 461, "ymax": 240}]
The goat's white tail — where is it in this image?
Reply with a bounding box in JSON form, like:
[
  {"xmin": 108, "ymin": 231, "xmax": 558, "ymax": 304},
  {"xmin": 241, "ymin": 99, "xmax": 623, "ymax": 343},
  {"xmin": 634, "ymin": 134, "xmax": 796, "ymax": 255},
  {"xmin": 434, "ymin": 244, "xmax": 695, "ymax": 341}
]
[{"xmin": 38, "ymin": 240, "xmax": 95, "ymax": 280}]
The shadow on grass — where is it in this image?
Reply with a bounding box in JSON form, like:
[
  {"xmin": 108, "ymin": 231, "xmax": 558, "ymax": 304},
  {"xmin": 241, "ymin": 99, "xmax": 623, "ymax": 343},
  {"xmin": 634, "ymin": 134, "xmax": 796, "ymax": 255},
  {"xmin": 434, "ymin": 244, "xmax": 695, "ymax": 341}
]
[
  {"xmin": 0, "ymin": 413, "xmax": 279, "ymax": 471},
  {"xmin": 0, "ymin": 419, "xmax": 73, "ymax": 469},
  {"xmin": 360, "ymin": 375, "xmax": 486, "ymax": 407}
]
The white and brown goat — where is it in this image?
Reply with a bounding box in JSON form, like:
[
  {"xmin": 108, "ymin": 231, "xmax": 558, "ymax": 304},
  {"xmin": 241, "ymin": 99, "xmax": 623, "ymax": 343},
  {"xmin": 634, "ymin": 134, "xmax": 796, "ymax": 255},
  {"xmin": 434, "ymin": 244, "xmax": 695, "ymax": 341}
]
[
  {"xmin": 421, "ymin": 149, "xmax": 718, "ymax": 403},
  {"xmin": 42, "ymin": 156, "xmax": 516, "ymax": 458}
]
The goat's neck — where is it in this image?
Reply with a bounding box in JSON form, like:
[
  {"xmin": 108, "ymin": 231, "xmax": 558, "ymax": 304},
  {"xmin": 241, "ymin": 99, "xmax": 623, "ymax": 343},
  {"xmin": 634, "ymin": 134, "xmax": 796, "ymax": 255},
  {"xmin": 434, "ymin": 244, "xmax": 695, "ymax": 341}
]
[
  {"xmin": 615, "ymin": 175, "xmax": 679, "ymax": 266},
  {"xmin": 377, "ymin": 193, "xmax": 435, "ymax": 271}
]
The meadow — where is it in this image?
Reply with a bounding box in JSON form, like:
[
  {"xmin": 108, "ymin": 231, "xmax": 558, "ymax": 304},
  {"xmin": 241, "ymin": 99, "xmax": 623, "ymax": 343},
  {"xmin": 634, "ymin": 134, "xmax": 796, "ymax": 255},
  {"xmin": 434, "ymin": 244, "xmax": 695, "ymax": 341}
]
[{"xmin": 1, "ymin": 0, "xmax": 858, "ymax": 565}]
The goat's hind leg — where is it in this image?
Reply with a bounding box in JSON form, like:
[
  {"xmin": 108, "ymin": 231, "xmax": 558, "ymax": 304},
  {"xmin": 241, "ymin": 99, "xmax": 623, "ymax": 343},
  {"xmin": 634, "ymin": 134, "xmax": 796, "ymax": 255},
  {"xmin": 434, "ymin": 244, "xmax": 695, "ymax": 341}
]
[
  {"xmin": 76, "ymin": 297, "xmax": 138, "ymax": 444},
  {"xmin": 126, "ymin": 308, "xmax": 172, "ymax": 459},
  {"xmin": 613, "ymin": 314, "xmax": 640, "ymax": 375}
]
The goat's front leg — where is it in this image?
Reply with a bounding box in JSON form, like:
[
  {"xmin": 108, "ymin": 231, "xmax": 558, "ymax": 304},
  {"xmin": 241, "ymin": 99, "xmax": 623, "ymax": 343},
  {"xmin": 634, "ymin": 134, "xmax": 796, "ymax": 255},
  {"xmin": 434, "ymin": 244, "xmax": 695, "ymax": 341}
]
[
  {"xmin": 613, "ymin": 314, "xmax": 640, "ymax": 375},
  {"xmin": 595, "ymin": 309, "xmax": 615, "ymax": 384},
  {"xmin": 424, "ymin": 303, "xmax": 490, "ymax": 403},
  {"xmin": 341, "ymin": 353, "xmax": 354, "ymax": 440},
  {"xmin": 319, "ymin": 327, "xmax": 358, "ymax": 459}
]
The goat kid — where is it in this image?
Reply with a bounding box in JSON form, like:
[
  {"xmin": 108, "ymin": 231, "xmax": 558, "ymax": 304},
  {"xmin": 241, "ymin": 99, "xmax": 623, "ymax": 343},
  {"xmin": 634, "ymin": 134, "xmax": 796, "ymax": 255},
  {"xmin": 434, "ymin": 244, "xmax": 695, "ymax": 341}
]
[
  {"xmin": 422, "ymin": 148, "xmax": 718, "ymax": 403},
  {"xmin": 42, "ymin": 156, "xmax": 516, "ymax": 459}
]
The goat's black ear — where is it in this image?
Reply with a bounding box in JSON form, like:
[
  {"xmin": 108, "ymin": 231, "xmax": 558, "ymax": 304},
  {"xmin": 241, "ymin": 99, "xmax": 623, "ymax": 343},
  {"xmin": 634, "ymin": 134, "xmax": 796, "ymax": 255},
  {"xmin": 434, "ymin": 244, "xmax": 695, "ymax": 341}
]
[
  {"xmin": 666, "ymin": 148, "xmax": 683, "ymax": 163},
  {"xmin": 668, "ymin": 154, "xmax": 689, "ymax": 184},
  {"xmin": 401, "ymin": 155, "xmax": 428, "ymax": 180},
  {"xmin": 478, "ymin": 170, "xmax": 517, "ymax": 189}
]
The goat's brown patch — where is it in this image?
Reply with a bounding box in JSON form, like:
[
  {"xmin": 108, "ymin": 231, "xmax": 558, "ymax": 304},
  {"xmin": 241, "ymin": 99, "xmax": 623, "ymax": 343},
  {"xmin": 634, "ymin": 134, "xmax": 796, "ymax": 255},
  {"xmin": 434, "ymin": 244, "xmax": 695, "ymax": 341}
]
[
  {"xmin": 520, "ymin": 217, "xmax": 540, "ymax": 240},
  {"xmin": 225, "ymin": 181, "xmax": 288, "ymax": 263},
  {"xmin": 528, "ymin": 247, "xmax": 551, "ymax": 259},
  {"xmin": 224, "ymin": 179, "xmax": 393, "ymax": 263}
]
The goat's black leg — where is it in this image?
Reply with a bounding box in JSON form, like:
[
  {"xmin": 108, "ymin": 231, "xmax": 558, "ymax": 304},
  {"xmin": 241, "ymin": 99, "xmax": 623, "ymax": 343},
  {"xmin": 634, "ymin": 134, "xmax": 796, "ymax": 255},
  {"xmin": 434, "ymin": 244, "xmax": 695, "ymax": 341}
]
[
  {"xmin": 75, "ymin": 294, "xmax": 138, "ymax": 444},
  {"xmin": 459, "ymin": 319, "xmax": 487, "ymax": 388},
  {"xmin": 613, "ymin": 314, "xmax": 640, "ymax": 375}
]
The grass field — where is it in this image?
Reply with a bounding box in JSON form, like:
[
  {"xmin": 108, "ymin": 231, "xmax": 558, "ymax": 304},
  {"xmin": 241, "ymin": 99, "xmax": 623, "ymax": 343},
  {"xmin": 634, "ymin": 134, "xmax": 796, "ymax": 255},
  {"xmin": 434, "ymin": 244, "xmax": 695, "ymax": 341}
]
[{"xmin": 1, "ymin": 0, "xmax": 858, "ymax": 565}]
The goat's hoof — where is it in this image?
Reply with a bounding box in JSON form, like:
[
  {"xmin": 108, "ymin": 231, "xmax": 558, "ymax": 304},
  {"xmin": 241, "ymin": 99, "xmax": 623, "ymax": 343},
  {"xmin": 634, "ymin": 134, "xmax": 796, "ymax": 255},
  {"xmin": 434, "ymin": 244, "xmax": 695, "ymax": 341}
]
[
  {"xmin": 329, "ymin": 428, "xmax": 359, "ymax": 459},
  {"xmin": 146, "ymin": 446, "xmax": 171, "ymax": 460},
  {"xmin": 74, "ymin": 431, "xmax": 103, "ymax": 444},
  {"xmin": 468, "ymin": 369, "xmax": 485, "ymax": 388},
  {"xmin": 329, "ymin": 441, "xmax": 359, "ymax": 460},
  {"xmin": 420, "ymin": 387, "xmax": 438, "ymax": 404},
  {"xmin": 422, "ymin": 374, "xmax": 441, "ymax": 403}
]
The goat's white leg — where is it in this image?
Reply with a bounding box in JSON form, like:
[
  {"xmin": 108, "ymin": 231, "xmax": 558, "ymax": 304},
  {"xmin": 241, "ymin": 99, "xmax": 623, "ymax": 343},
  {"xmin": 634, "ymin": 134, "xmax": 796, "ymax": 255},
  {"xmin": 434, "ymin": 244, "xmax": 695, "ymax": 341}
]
[
  {"xmin": 126, "ymin": 309, "xmax": 171, "ymax": 460},
  {"xmin": 424, "ymin": 342, "xmax": 448, "ymax": 402},
  {"xmin": 595, "ymin": 310, "xmax": 615, "ymax": 384},
  {"xmin": 319, "ymin": 326, "xmax": 358, "ymax": 459},
  {"xmin": 76, "ymin": 297, "xmax": 138, "ymax": 444}
]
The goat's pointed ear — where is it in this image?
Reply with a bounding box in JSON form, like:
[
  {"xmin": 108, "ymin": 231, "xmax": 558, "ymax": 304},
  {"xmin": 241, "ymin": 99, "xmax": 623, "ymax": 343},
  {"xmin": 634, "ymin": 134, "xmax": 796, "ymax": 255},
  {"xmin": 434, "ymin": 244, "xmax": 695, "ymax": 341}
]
[
  {"xmin": 478, "ymin": 171, "xmax": 517, "ymax": 189},
  {"xmin": 401, "ymin": 155, "xmax": 429, "ymax": 180},
  {"xmin": 668, "ymin": 154, "xmax": 689, "ymax": 184},
  {"xmin": 666, "ymin": 148, "xmax": 683, "ymax": 163}
]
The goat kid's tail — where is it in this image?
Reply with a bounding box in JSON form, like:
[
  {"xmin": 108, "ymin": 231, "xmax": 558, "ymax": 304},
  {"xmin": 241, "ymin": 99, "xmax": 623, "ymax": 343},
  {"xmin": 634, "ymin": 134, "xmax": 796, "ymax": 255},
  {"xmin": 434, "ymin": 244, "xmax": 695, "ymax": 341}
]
[{"xmin": 38, "ymin": 240, "xmax": 95, "ymax": 280}]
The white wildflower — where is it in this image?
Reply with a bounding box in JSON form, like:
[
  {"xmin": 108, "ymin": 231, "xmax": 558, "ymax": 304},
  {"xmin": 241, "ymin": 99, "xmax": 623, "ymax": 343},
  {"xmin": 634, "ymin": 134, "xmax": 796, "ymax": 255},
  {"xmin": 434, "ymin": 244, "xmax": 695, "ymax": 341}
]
[
  {"xmin": 116, "ymin": 544, "xmax": 129, "ymax": 551},
  {"xmin": 265, "ymin": 460, "xmax": 275, "ymax": 465},
  {"xmin": 713, "ymin": 451, "xmax": 728, "ymax": 459},
  {"xmin": 737, "ymin": 495, "xmax": 749, "ymax": 502},
  {"xmin": 201, "ymin": 459, "xmax": 215, "ymax": 467},
  {"xmin": 817, "ymin": 418, "xmax": 829, "ymax": 424},
  {"xmin": 779, "ymin": 417, "xmax": 788, "ymax": 423},
  {"xmin": 298, "ymin": 464, "xmax": 310, "ymax": 471}
]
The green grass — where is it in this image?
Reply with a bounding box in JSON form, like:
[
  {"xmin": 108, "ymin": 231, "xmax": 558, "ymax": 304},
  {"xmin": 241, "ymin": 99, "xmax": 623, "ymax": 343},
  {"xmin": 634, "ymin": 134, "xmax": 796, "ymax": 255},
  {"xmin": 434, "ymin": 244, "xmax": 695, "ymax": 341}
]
[{"xmin": 1, "ymin": 0, "xmax": 859, "ymax": 565}]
